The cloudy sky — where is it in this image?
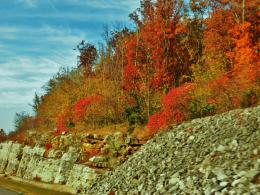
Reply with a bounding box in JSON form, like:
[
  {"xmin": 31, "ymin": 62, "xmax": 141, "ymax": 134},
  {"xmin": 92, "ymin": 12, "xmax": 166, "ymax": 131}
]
[{"xmin": 0, "ymin": 0, "xmax": 140, "ymax": 133}]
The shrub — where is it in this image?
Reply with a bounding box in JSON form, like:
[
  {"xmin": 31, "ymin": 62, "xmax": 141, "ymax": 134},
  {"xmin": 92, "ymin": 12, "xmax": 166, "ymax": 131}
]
[
  {"xmin": 44, "ymin": 143, "xmax": 52, "ymax": 151},
  {"xmin": 147, "ymin": 83, "xmax": 194, "ymax": 134},
  {"xmin": 147, "ymin": 112, "xmax": 167, "ymax": 135}
]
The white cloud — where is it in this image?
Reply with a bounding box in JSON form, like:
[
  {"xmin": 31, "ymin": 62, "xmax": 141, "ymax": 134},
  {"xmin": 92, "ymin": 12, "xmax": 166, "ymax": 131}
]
[
  {"xmin": 4, "ymin": 0, "xmax": 140, "ymax": 22},
  {"xmin": 0, "ymin": 0, "xmax": 140, "ymax": 131},
  {"xmin": 0, "ymin": 90, "xmax": 35, "ymax": 107},
  {"xmin": 52, "ymin": 0, "xmax": 140, "ymax": 11},
  {"xmin": 0, "ymin": 54, "xmax": 76, "ymax": 107},
  {"xmin": 0, "ymin": 26, "xmax": 17, "ymax": 33},
  {"xmin": 0, "ymin": 24, "xmax": 92, "ymax": 48},
  {"xmin": 17, "ymin": 0, "xmax": 38, "ymax": 7},
  {"xmin": 0, "ymin": 77, "xmax": 44, "ymax": 90}
]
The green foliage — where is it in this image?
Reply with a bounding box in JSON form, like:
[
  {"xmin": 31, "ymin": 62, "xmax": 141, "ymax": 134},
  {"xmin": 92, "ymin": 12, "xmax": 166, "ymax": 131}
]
[
  {"xmin": 14, "ymin": 111, "xmax": 31, "ymax": 131},
  {"xmin": 0, "ymin": 129, "xmax": 7, "ymax": 142},
  {"xmin": 240, "ymin": 90, "xmax": 258, "ymax": 108},
  {"xmin": 189, "ymin": 100, "xmax": 216, "ymax": 118},
  {"xmin": 124, "ymin": 93, "xmax": 147, "ymax": 133},
  {"xmin": 32, "ymin": 92, "xmax": 41, "ymax": 113}
]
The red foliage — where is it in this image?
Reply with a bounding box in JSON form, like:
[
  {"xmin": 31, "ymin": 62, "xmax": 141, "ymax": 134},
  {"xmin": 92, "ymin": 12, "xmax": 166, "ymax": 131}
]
[
  {"xmin": 169, "ymin": 109, "xmax": 185, "ymax": 124},
  {"xmin": 147, "ymin": 111, "xmax": 167, "ymax": 135},
  {"xmin": 207, "ymin": 74, "xmax": 230, "ymax": 90},
  {"xmin": 122, "ymin": 64, "xmax": 140, "ymax": 91},
  {"xmin": 147, "ymin": 83, "xmax": 194, "ymax": 133},
  {"xmin": 87, "ymin": 148, "xmax": 100, "ymax": 157},
  {"xmin": 45, "ymin": 143, "xmax": 52, "ymax": 151},
  {"xmin": 163, "ymin": 83, "xmax": 194, "ymax": 120},
  {"xmin": 123, "ymin": 1, "xmax": 190, "ymax": 94},
  {"xmin": 73, "ymin": 95, "xmax": 102, "ymax": 120},
  {"xmin": 163, "ymin": 83, "xmax": 194, "ymax": 111},
  {"xmin": 56, "ymin": 114, "xmax": 67, "ymax": 134}
]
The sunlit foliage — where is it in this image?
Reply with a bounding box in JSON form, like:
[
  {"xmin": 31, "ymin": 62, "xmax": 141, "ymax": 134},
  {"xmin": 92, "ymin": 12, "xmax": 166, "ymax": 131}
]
[{"xmin": 11, "ymin": 0, "xmax": 259, "ymax": 141}]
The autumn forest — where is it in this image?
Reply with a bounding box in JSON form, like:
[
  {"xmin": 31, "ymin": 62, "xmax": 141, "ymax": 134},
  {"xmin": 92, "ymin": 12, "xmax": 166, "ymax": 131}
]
[{"xmin": 6, "ymin": 0, "xmax": 259, "ymax": 143}]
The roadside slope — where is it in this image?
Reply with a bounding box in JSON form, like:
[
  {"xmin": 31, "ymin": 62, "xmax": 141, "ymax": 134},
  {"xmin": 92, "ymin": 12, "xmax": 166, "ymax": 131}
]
[{"xmin": 85, "ymin": 106, "xmax": 260, "ymax": 194}]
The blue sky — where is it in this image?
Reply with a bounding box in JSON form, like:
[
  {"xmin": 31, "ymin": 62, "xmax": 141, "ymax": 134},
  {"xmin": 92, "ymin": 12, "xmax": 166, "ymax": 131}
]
[{"xmin": 0, "ymin": 0, "xmax": 140, "ymax": 133}]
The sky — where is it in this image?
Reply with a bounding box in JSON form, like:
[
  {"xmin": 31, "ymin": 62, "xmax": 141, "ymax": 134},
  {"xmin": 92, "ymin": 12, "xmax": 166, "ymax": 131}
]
[{"xmin": 0, "ymin": 0, "xmax": 140, "ymax": 133}]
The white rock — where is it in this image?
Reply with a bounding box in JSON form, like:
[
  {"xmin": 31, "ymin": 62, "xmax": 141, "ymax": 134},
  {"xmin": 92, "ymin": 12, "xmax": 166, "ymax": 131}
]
[
  {"xmin": 219, "ymin": 181, "xmax": 228, "ymax": 187},
  {"xmin": 216, "ymin": 145, "xmax": 226, "ymax": 152},
  {"xmin": 231, "ymin": 179, "xmax": 240, "ymax": 186},
  {"xmin": 5, "ymin": 143, "xmax": 22, "ymax": 175},
  {"xmin": 212, "ymin": 168, "xmax": 227, "ymax": 180}
]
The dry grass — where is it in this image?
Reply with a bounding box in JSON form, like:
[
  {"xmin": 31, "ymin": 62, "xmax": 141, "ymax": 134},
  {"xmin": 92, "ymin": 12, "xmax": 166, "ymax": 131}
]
[{"xmin": 75, "ymin": 123, "xmax": 151, "ymax": 141}]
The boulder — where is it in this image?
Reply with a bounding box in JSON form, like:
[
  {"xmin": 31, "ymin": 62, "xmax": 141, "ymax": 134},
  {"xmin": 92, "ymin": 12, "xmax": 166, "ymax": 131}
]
[
  {"xmin": 0, "ymin": 141, "xmax": 13, "ymax": 173},
  {"xmin": 0, "ymin": 138, "xmax": 96, "ymax": 193},
  {"xmin": 5, "ymin": 143, "xmax": 22, "ymax": 175},
  {"xmin": 66, "ymin": 164, "xmax": 95, "ymax": 192}
]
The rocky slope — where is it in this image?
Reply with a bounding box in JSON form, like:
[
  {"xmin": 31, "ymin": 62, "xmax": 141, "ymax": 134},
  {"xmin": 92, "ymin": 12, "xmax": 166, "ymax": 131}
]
[{"xmin": 85, "ymin": 105, "xmax": 260, "ymax": 194}]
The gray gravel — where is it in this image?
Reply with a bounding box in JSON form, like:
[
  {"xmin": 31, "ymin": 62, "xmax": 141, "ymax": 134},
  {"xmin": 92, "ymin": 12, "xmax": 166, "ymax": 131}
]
[{"xmin": 85, "ymin": 106, "xmax": 260, "ymax": 194}]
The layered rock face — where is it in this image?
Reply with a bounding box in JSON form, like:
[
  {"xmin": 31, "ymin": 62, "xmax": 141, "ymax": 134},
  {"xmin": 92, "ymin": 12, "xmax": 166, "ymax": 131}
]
[
  {"xmin": 0, "ymin": 130, "xmax": 143, "ymax": 193},
  {"xmin": 0, "ymin": 142, "xmax": 95, "ymax": 193},
  {"xmin": 85, "ymin": 106, "xmax": 260, "ymax": 194}
]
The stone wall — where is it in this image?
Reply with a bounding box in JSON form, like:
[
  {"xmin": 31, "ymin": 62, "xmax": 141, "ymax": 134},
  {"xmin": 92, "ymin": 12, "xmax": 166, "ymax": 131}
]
[{"xmin": 0, "ymin": 141, "xmax": 95, "ymax": 193}]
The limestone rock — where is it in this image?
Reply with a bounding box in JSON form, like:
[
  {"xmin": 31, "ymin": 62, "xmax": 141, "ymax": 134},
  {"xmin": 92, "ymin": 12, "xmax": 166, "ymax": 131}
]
[
  {"xmin": 66, "ymin": 165, "xmax": 95, "ymax": 192},
  {"xmin": 0, "ymin": 138, "xmax": 96, "ymax": 193},
  {"xmin": 85, "ymin": 106, "xmax": 260, "ymax": 194},
  {"xmin": 5, "ymin": 143, "xmax": 22, "ymax": 175},
  {"xmin": 0, "ymin": 141, "xmax": 13, "ymax": 173}
]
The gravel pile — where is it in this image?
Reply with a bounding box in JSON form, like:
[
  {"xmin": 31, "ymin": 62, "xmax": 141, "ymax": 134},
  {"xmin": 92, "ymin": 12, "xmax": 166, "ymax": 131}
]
[{"xmin": 85, "ymin": 106, "xmax": 260, "ymax": 194}]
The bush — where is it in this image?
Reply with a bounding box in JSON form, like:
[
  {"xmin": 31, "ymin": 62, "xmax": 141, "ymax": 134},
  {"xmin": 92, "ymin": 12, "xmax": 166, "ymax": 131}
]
[
  {"xmin": 8, "ymin": 111, "xmax": 36, "ymax": 143},
  {"xmin": 147, "ymin": 83, "xmax": 194, "ymax": 134}
]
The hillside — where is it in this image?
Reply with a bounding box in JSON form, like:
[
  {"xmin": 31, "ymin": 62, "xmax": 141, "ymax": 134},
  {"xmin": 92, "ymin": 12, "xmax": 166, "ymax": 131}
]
[
  {"xmin": 85, "ymin": 105, "xmax": 260, "ymax": 194},
  {"xmin": 8, "ymin": 0, "xmax": 259, "ymax": 148},
  {"xmin": 1, "ymin": 0, "xmax": 258, "ymax": 194}
]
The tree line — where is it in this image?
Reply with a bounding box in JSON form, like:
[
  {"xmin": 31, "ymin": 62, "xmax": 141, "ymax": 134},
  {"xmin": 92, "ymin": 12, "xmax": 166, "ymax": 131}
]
[{"xmin": 9, "ymin": 0, "xmax": 259, "ymax": 142}]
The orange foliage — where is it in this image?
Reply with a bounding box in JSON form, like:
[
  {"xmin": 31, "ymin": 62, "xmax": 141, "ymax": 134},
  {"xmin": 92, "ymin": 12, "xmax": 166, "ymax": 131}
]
[
  {"xmin": 226, "ymin": 22, "xmax": 259, "ymax": 89},
  {"xmin": 22, "ymin": 0, "xmax": 259, "ymax": 137}
]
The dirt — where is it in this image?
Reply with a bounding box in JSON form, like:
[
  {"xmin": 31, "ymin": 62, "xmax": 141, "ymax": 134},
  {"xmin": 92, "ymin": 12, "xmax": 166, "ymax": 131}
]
[{"xmin": 0, "ymin": 176, "xmax": 74, "ymax": 195}]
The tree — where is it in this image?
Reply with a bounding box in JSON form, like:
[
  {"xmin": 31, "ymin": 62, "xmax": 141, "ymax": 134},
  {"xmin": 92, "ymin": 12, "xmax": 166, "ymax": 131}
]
[
  {"xmin": 8, "ymin": 111, "xmax": 36, "ymax": 143},
  {"xmin": 76, "ymin": 41, "xmax": 97, "ymax": 77},
  {"xmin": 123, "ymin": 0, "xmax": 190, "ymax": 122},
  {"xmin": 22, "ymin": 0, "xmax": 259, "ymax": 137},
  {"xmin": 14, "ymin": 111, "xmax": 32, "ymax": 131},
  {"xmin": 32, "ymin": 92, "xmax": 41, "ymax": 113},
  {"xmin": 0, "ymin": 129, "xmax": 6, "ymax": 142}
]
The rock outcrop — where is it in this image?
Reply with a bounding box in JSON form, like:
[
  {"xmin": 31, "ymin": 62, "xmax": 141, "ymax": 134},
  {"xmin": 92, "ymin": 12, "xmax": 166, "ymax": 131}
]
[
  {"xmin": 0, "ymin": 131, "xmax": 143, "ymax": 193},
  {"xmin": 85, "ymin": 105, "xmax": 260, "ymax": 194},
  {"xmin": 0, "ymin": 142, "xmax": 95, "ymax": 193}
]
